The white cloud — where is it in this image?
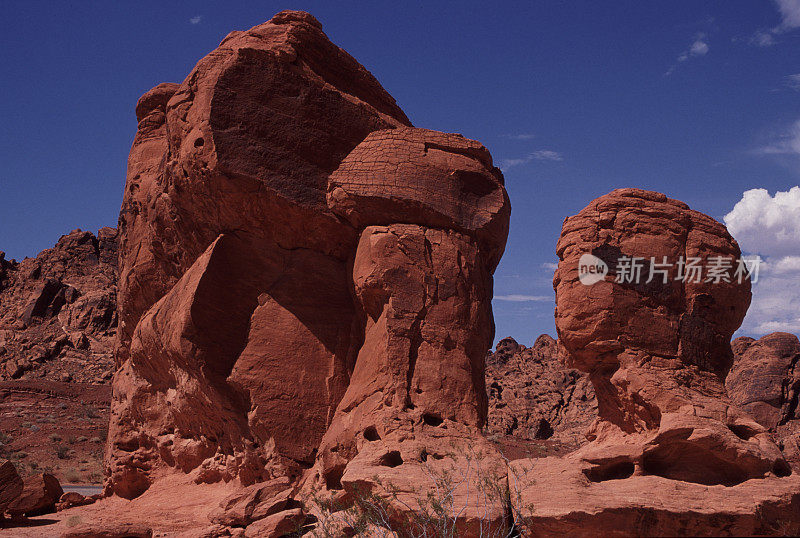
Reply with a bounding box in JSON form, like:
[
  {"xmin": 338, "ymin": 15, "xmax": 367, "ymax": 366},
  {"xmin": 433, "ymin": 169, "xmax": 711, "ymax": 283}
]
[
  {"xmin": 750, "ymin": 0, "xmax": 800, "ymax": 46},
  {"xmin": 499, "ymin": 158, "xmax": 529, "ymax": 169},
  {"xmin": 190, "ymin": 15, "xmax": 202, "ymax": 25},
  {"xmin": 502, "ymin": 133, "xmax": 536, "ymax": 140},
  {"xmin": 688, "ymin": 38, "xmax": 709, "ymax": 57},
  {"xmin": 755, "ymin": 118, "xmax": 800, "ymax": 156},
  {"xmin": 751, "ymin": 30, "xmax": 777, "ymax": 47},
  {"xmin": 494, "ymin": 294, "xmax": 552, "ymax": 302},
  {"xmin": 541, "ymin": 262, "xmax": 559, "ymax": 271},
  {"xmin": 776, "ymin": 0, "xmax": 800, "ymax": 30},
  {"xmin": 787, "ymin": 74, "xmax": 800, "ymax": 91},
  {"xmin": 724, "ymin": 187, "xmax": 800, "ymax": 257},
  {"xmin": 725, "ymin": 187, "xmax": 800, "ymax": 335},
  {"xmin": 531, "ymin": 150, "xmax": 563, "ymax": 161},
  {"xmin": 665, "ymin": 33, "xmax": 709, "ymax": 76},
  {"xmin": 500, "ymin": 149, "xmax": 563, "ymax": 170}
]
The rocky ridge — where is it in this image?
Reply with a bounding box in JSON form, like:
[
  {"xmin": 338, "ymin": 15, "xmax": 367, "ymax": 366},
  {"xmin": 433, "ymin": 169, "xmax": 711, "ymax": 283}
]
[
  {"xmin": 0, "ymin": 228, "xmax": 117, "ymax": 384},
  {"xmin": 0, "ymin": 230, "xmax": 115, "ymax": 486},
  {"xmin": 485, "ymin": 335, "xmax": 597, "ymax": 450}
]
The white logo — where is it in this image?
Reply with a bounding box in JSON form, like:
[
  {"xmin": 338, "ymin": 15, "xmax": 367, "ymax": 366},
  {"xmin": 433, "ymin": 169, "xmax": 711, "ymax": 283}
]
[{"xmin": 579, "ymin": 253, "xmax": 608, "ymax": 285}]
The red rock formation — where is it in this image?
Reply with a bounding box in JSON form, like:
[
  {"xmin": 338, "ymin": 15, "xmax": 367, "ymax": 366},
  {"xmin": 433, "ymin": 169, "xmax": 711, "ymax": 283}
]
[
  {"xmin": 7, "ymin": 472, "xmax": 63, "ymax": 517},
  {"xmin": 728, "ymin": 332, "xmax": 800, "ymax": 471},
  {"xmin": 0, "ymin": 460, "xmax": 23, "ymax": 517},
  {"xmin": 108, "ymin": 15, "xmax": 509, "ymax": 531},
  {"xmin": 0, "ymin": 228, "xmax": 117, "ymax": 384},
  {"xmin": 485, "ymin": 335, "xmax": 597, "ymax": 446},
  {"xmin": 110, "ymin": 10, "xmax": 411, "ymax": 499},
  {"xmin": 511, "ymin": 189, "xmax": 800, "ymax": 535},
  {"xmin": 299, "ymin": 125, "xmax": 509, "ymax": 534}
]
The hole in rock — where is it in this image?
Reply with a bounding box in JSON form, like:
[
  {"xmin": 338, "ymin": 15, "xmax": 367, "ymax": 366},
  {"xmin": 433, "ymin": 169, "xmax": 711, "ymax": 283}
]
[
  {"xmin": 533, "ymin": 418, "xmax": 554, "ymax": 440},
  {"xmin": 379, "ymin": 451, "xmax": 404, "ymax": 468},
  {"xmin": 642, "ymin": 443, "xmax": 749, "ymax": 486},
  {"xmin": 728, "ymin": 423, "xmax": 756, "ymax": 440},
  {"xmin": 420, "ymin": 449, "xmax": 428, "ymax": 462},
  {"xmin": 455, "ymin": 170, "xmax": 497, "ymax": 197},
  {"xmin": 324, "ymin": 466, "xmax": 344, "ymax": 490},
  {"xmin": 422, "ymin": 413, "xmax": 444, "ymax": 427},
  {"xmin": 194, "ymin": 137, "xmax": 204, "ymax": 147},
  {"xmin": 774, "ymin": 460, "xmax": 792, "ymax": 478},
  {"xmin": 583, "ymin": 460, "xmax": 635, "ymax": 482},
  {"xmin": 363, "ymin": 426, "xmax": 380, "ymax": 442}
]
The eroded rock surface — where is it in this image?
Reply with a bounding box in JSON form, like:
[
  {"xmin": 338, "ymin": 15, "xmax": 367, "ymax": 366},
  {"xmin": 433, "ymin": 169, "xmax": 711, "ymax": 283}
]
[
  {"xmin": 109, "ymin": 9, "xmax": 411, "ymax": 499},
  {"xmin": 485, "ymin": 335, "xmax": 597, "ymax": 446},
  {"xmin": 0, "ymin": 229, "xmax": 117, "ymax": 384},
  {"xmin": 728, "ymin": 332, "xmax": 800, "ymax": 471},
  {"xmin": 0, "ymin": 460, "xmax": 23, "ymax": 517},
  {"xmin": 109, "ymin": 16, "xmax": 509, "ymax": 537},
  {"xmin": 511, "ymin": 189, "xmax": 800, "ymax": 536}
]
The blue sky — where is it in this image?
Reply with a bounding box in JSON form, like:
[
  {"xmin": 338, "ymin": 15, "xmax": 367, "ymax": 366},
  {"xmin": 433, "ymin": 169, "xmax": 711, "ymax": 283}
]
[{"xmin": 2, "ymin": 1, "xmax": 800, "ymax": 346}]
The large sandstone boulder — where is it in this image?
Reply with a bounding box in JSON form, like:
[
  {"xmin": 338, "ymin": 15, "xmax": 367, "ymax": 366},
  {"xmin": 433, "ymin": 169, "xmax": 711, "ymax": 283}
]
[
  {"xmin": 109, "ymin": 9, "xmax": 411, "ymax": 499},
  {"xmin": 0, "ymin": 459, "xmax": 23, "ymax": 517},
  {"xmin": 301, "ymin": 124, "xmax": 509, "ymax": 534},
  {"xmin": 109, "ymin": 16, "xmax": 509, "ymax": 536},
  {"xmin": 7, "ymin": 472, "xmax": 63, "ymax": 517},
  {"xmin": 727, "ymin": 332, "xmax": 800, "ymax": 471},
  {"xmin": 510, "ymin": 189, "xmax": 800, "ymax": 535}
]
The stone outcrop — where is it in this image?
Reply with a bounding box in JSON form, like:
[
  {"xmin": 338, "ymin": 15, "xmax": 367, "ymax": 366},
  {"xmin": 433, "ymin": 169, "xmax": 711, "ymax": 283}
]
[
  {"xmin": 0, "ymin": 460, "xmax": 23, "ymax": 518},
  {"xmin": 727, "ymin": 332, "xmax": 800, "ymax": 471},
  {"xmin": 485, "ymin": 335, "xmax": 597, "ymax": 446},
  {"xmin": 109, "ymin": 9, "xmax": 411, "ymax": 499},
  {"xmin": 109, "ymin": 15, "xmax": 509, "ymax": 535},
  {"xmin": 0, "ymin": 229, "xmax": 117, "ymax": 384},
  {"xmin": 7, "ymin": 473, "xmax": 63, "ymax": 517},
  {"xmin": 311, "ymin": 128, "xmax": 509, "ymax": 522},
  {"xmin": 510, "ymin": 189, "xmax": 800, "ymax": 536}
]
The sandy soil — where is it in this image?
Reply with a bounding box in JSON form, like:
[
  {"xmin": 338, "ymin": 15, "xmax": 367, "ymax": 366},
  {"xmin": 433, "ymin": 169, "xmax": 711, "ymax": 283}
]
[
  {"xmin": 0, "ymin": 381, "xmax": 109, "ymax": 484},
  {"xmin": 0, "ymin": 474, "xmax": 239, "ymax": 537}
]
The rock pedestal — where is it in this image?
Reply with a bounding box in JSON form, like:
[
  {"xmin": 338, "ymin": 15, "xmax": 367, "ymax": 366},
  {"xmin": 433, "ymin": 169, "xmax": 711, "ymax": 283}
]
[
  {"xmin": 109, "ymin": 16, "xmax": 510, "ymax": 535},
  {"xmin": 511, "ymin": 189, "xmax": 800, "ymax": 536}
]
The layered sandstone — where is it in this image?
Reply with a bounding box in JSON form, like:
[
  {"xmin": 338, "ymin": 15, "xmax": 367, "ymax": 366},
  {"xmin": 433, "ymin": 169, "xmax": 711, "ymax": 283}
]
[
  {"xmin": 109, "ymin": 10, "xmax": 411, "ymax": 499},
  {"xmin": 109, "ymin": 16, "xmax": 509, "ymax": 537},
  {"xmin": 510, "ymin": 189, "xmax": 800, "ymax": 536},
  {"xmin": 308, "ymin": 125, "xmax": 510, "ymax": 532}
]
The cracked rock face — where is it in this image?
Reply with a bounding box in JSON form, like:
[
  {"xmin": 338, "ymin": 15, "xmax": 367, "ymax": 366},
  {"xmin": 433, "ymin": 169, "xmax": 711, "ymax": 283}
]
[
  {"xmin": 109, "ymin": 9, "xmax": 411, "ymax": 499},
  {"xmin": 508, "ymin": 188, "xmax": 800, "ymax": 536},
  {"xmin": 485, "ymin": 335, "xmax": 597, "ymax": 446},
  {"xmin": 554, "ymin": 188, "xmax": 750, "ymax": 378},
  {"xmin": 109, "ymin": 11, "xmax": 509, "ymax": 521},
  {"xmin": 328, "ymin": 127, "xmax": 510, "ymax": 270},
  {"xmin": 0, "ymin": 228, "xmax": 117, "ymax": 384},
  {"xmin": 728, "ymin": 332, "xmax": 800, "ymax": 471}
]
